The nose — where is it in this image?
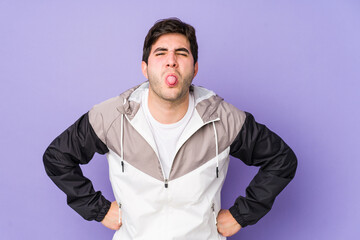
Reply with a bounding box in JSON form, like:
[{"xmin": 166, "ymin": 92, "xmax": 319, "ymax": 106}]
[{"xmin": 166, "ymin": 51, "xmax": 178, "ymax": 68}]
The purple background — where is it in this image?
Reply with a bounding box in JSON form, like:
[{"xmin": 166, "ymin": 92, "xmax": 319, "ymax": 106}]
[{"xmin": 1, "ymin": 1, "xmax": 359, "ymax": 239}]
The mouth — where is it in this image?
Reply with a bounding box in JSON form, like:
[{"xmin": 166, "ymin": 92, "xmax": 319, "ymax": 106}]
[{"xmin": 165, "ymin": 74, "xmax": 178, "ymax": 87}]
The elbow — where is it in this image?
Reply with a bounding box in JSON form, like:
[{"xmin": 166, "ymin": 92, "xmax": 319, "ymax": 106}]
[
  {"xmin": 268, "ymin": 146, "xmax": 297, "ymax": 180},
  {"xmin": 42, "ymin": 145, "xmax": 67, "ymax": 177},
  {"xmin": 285, "ymin": 148, "xmax": 297, "ymax": 180},
  {"xmin": 43, "ymin": 146, "xmax": 55, "ymax": 176}
]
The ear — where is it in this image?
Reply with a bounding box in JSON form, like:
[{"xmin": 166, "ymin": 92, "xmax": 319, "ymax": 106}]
[
  {"xmin": 193, "ymin": 62, "xmax": 198, "ymax": 78},
  {"xmin": 141, "ymin": 61, "xmax": 148, "ymax": 79}
]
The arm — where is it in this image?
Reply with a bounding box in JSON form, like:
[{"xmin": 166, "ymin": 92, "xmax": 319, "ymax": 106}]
[
  {"xmin": 43, "ymin": 113, "xmax": 111, "ymax": 222},
  {"xmin": 228, "ymin": 112, "xmax": 297, "ymax": 228}
]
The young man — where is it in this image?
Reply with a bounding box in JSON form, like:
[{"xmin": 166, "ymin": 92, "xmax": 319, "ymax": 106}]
[{"xmin": 43, "ymin": 18, "xmax": 297, "ymax": 239}]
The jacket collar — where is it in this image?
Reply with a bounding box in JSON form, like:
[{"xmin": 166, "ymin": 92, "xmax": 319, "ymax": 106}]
[{"xmin": 116, "ymin": 81, "xmax": 223, "ymax": 123}]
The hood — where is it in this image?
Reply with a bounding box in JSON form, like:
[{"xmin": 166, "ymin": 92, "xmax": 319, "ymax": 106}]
[{"xmin": 116, "ymin": 81, "xmax": 223, "ymax": 123}]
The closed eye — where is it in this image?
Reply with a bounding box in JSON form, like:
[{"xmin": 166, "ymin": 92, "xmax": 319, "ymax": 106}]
[
  {"xmin": 153, "ymin": 47, "xmax": 167, "ymax": 56},
  {"xmin": 175, "ymin": 48, "xmax": 190, "ymax": 56}
]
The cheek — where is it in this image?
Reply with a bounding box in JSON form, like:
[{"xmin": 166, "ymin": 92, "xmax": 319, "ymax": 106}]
[
  {"xmin": 148, "ymin": 57, "xmax": 164, "ymax": 66},
  {"xmin": 147, "ymin": 63, "xmax": 163, "ymax": 76},
  {"xmin": 181, "ymin": 63, "xmax": 195, "ymax": 75}
]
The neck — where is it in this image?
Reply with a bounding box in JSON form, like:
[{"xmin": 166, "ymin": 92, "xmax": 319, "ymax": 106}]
[{"xmin": 148, "ymin": 90, "xmax": 190, "ymax": 124}]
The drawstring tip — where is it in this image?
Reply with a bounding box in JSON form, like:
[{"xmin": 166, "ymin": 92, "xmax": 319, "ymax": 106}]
[
  {"xmin": 216, "ymin": 166, "xmax": 219, "ymax": 178},
  {"xmin": 121, "ymin": 161, "xmax": 124, "ymax": 172}
]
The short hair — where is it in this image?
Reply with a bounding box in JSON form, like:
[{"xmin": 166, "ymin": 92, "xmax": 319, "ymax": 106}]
[{"xmin": 142, "ymin": 18, "xmax": 198, "ymax": 65}]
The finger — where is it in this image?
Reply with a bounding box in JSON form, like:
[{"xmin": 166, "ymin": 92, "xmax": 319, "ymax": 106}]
[
  {"xmin": 114, "ymin": 223, "xmax": 121, "ymax": 230},
  {"xmin": 112, "ymin": 222, "xmax": 122, "ymax": 230}
]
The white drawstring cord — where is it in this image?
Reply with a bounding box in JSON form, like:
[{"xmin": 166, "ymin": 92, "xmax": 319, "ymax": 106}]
[
  {"xmin": 212, "ymin": 122, "xmax": 219, "ymax": 178},
  {"xmin": 120, "ymin": 114, "xmax": 124, "ymax": 172}
]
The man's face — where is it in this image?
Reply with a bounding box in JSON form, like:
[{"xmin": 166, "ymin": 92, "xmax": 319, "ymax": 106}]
[{"xmin": 142, "ymin": 33, "xmax": 198, "ymax": 103}]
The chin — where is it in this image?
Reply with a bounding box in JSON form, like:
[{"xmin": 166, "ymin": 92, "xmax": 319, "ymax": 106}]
[{"xmin": 161, "ymin": 92, "xmax": 183, "ymax": 102}]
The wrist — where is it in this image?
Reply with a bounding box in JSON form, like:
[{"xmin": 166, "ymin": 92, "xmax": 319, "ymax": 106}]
[
  {"xmin": 229, "ymin": 205, "xmax": 246, "ymax": 228},
  {"xmin": 95, "ymin": 197, "xmax": 111, "ymax": 222}
]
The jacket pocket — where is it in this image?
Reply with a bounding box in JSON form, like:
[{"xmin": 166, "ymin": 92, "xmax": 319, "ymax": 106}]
[
  {"xmin": 118, "ymin": 202, "xmax": 123, "ymax": 225},
  {"xmin": 211, "ymin": 202, "xmax": 224, "ymax": 240},
  {"xmin": 211, "ymin": 202, "xmax": 217, "ymax": 226}
]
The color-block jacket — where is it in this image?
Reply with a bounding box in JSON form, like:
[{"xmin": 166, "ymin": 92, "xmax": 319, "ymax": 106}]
[{"xmin": 43, "ymin": 82, "xmax": 297, "ymax": 240}]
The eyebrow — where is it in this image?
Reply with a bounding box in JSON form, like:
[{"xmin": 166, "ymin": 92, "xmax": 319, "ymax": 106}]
[
  {"xmin": 153, "ymin": 47, "xmax": 190, "ymax": 54},
  {"xmin": 175, "ymin": 48, "xmax": 190, "ymax": 54}
]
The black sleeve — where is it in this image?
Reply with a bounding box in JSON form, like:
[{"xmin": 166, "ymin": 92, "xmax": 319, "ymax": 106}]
[
  {"xmin": 43, "ymin": 112, "xmax": 111, "ymax": 222},
  {"xmin": 229, "ymin": 112, "xmax": 297, "ymax": 227}
]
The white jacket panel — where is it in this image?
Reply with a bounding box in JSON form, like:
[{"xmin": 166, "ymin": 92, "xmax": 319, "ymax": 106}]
[{"xmin": 108, "ymin": 147, "xmax": 229, "ymax": 240}]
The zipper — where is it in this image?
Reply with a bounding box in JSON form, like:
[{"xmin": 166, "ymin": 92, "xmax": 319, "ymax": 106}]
[
  {"xmin": 125, "ymin": 114, "xmax": 169, "ymax": 188},
  {"xmin": 164, "ymin": 118, "xmax": 221, "ymax": 188},
  {"xmin": 124, "ymin": 113, "xmax": 221, "ymax": 189},
  {"xmin": 157, "ymin": 152, "xmax": 168, "ymax": 188},
  {"xmin": 154, "ymin": 145, "xmax": 168, "ymax": 188},
  {"xmin": 165, "ymin": 117, "xmax": 221, "ymax": 188}
]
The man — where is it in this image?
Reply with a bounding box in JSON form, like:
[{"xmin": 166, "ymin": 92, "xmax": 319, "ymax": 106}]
[{"xmin": 43, "ymin": 18, "xmax": 297, "ymax": 239}]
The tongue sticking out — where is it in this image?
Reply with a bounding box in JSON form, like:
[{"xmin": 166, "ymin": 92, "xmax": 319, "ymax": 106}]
[{"xmin": 165, "ymin": 75, "xmax": 178, "ymax": 87}]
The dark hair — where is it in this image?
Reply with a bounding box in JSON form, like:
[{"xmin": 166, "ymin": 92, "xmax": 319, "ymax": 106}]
[{"xmin": 142, "ymin": 18, "xmax": 198, "ymax": 65}]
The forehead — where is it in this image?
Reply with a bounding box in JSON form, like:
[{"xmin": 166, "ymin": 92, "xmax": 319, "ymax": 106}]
[{"xmin": 151, "ymin": 33, "xmax": 190, "ymax": 51}]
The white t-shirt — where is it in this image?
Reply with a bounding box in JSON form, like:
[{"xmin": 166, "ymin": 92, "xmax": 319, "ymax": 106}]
[{"xmin": 142, "ymin": 89, "xmax": 195, "ymax": 179}]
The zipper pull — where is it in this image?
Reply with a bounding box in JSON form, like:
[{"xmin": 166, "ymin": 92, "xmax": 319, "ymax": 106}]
[
  {"xmin": 164, "ymin": 178, "xmax": 168, "ymax": 188},
  {"xmin": 121, "ymin": 161, "xmax": 124, "ymax": 172}
]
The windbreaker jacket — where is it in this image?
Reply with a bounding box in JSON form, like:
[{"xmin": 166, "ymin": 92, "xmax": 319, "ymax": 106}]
[{"xmin": 43, "ymin": 82, "xmax": 297, "ymax": 240}]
